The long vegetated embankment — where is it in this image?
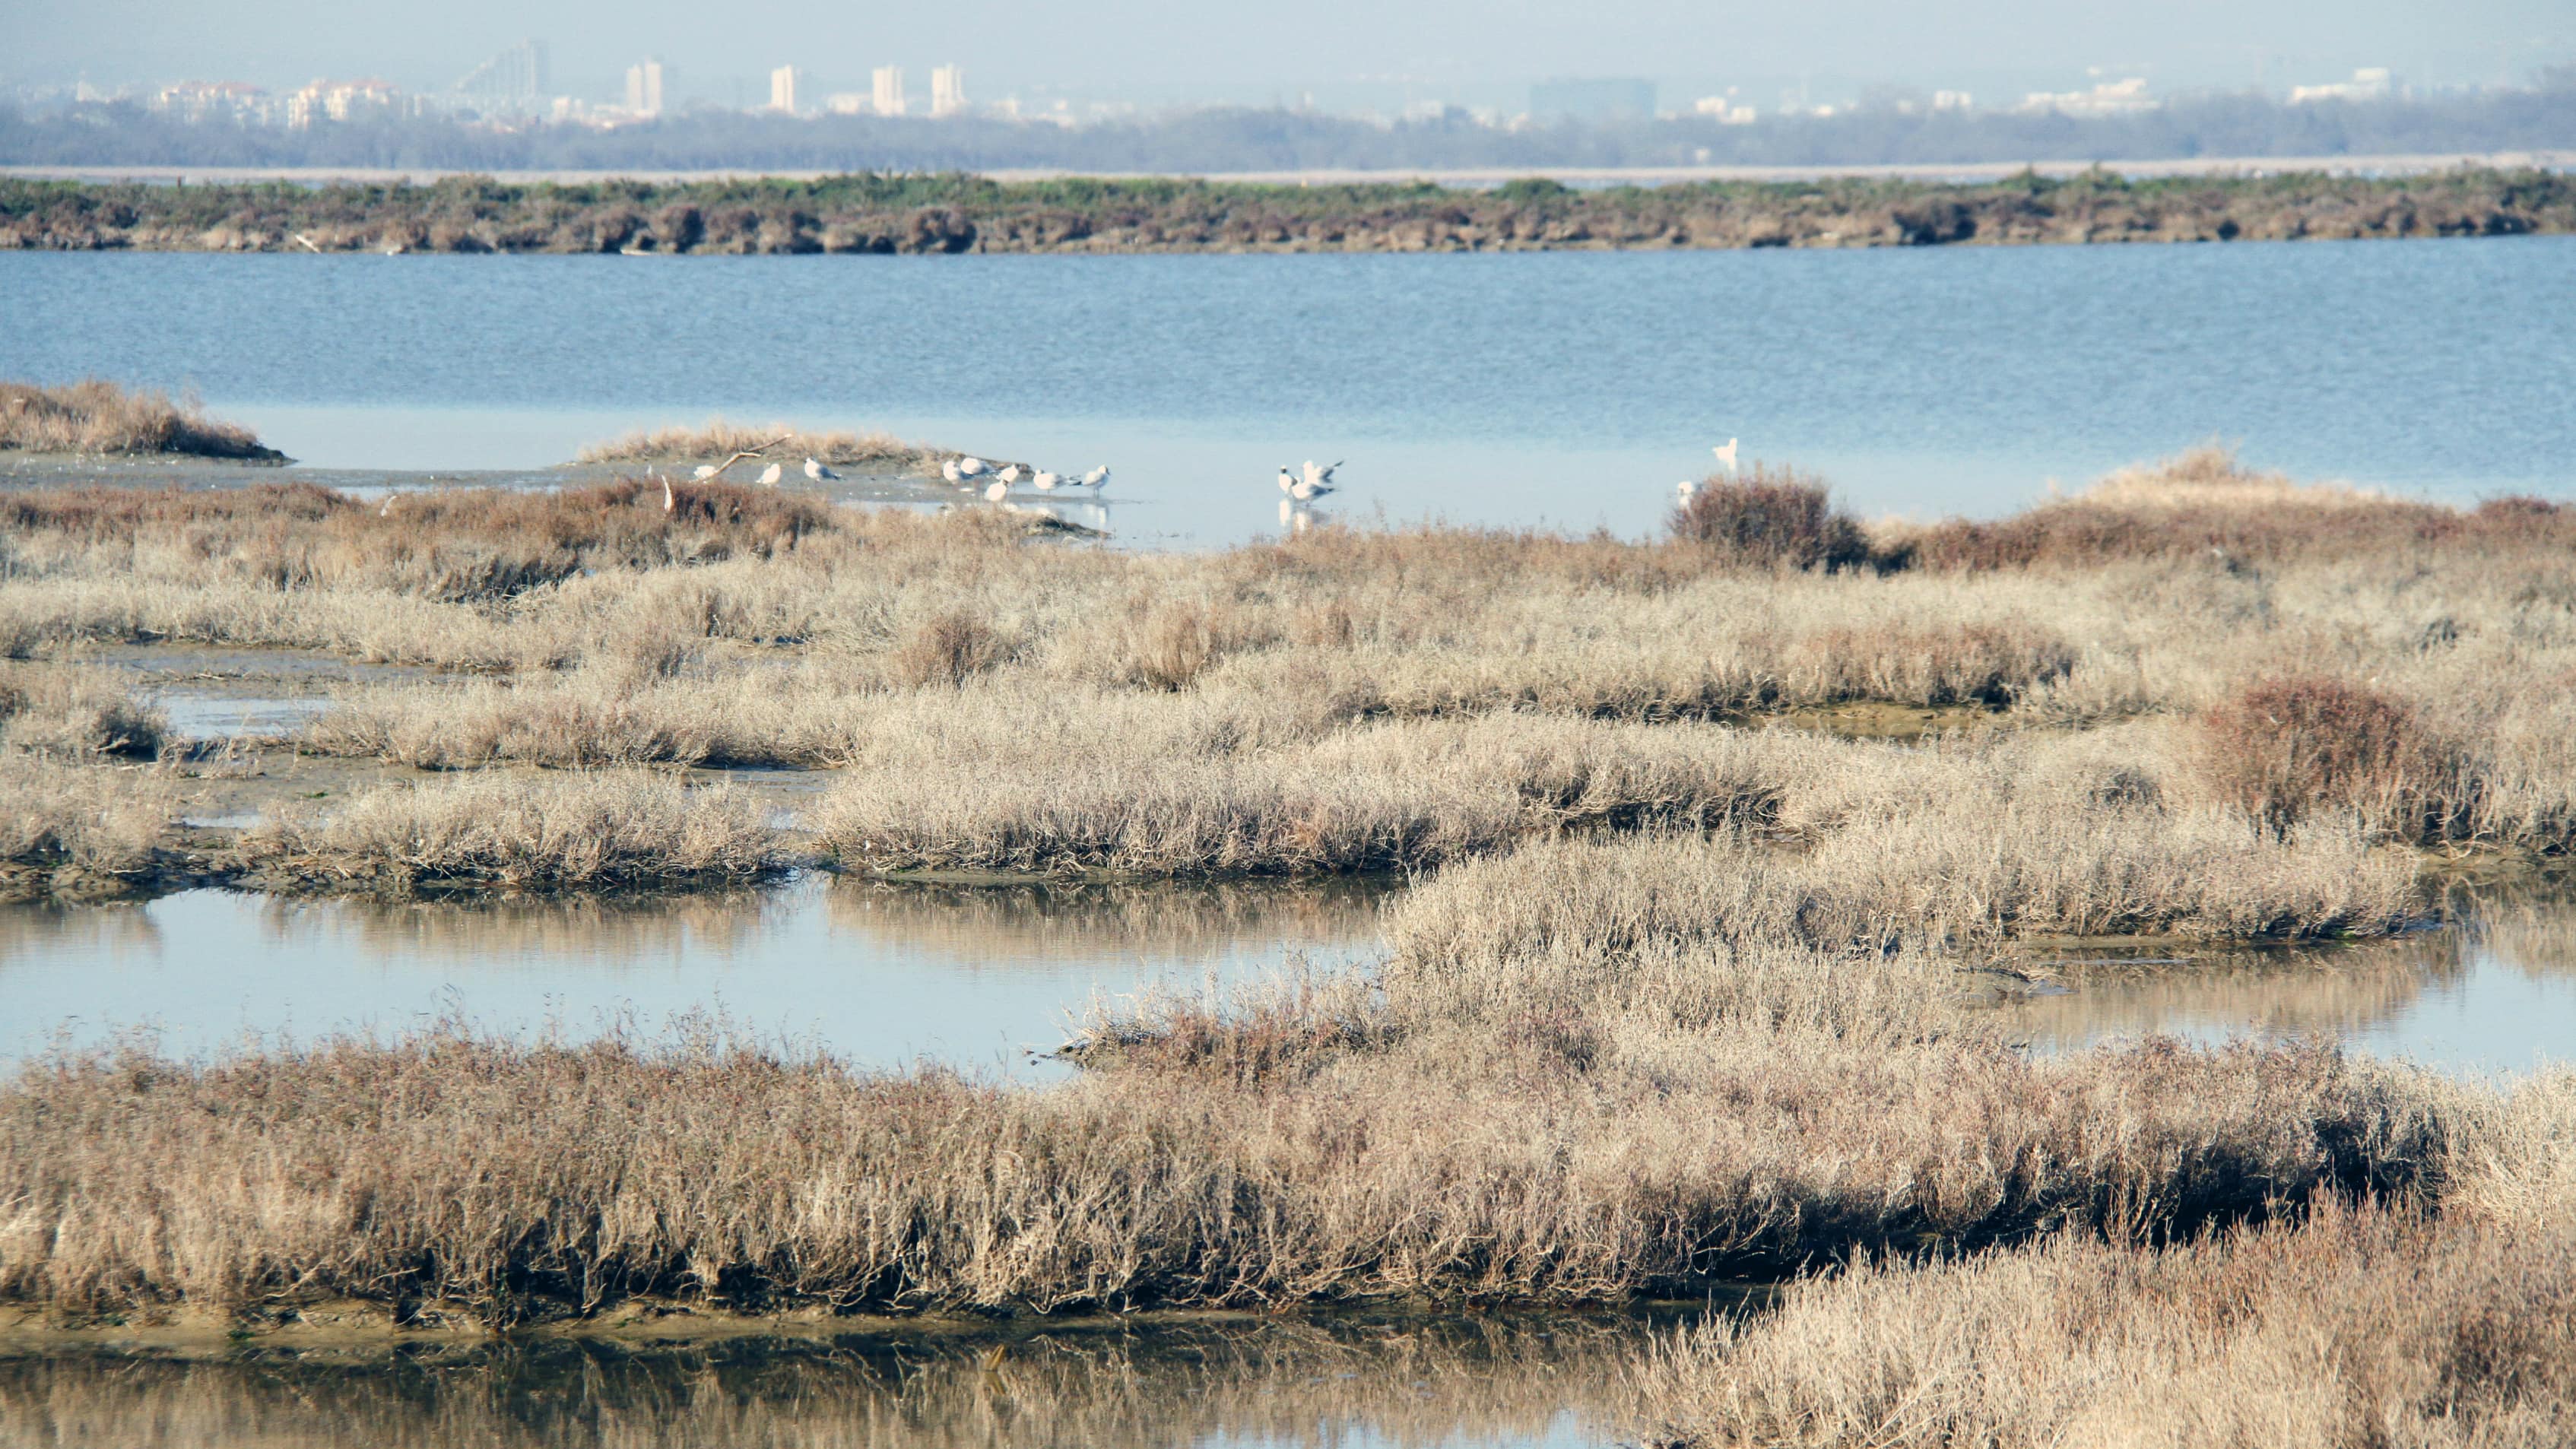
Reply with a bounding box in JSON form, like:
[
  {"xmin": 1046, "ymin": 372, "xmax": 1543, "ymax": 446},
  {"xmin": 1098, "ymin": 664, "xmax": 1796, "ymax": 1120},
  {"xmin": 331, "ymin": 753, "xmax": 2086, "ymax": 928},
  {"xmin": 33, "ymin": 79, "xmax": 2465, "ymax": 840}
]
[
  {"xmin": 3, "ymin": 447, "xmax": 2575, "ymax": 1440},
  {"xmin": 3, "ymin": 167, "xmax": 2571, "ymax": 254}
]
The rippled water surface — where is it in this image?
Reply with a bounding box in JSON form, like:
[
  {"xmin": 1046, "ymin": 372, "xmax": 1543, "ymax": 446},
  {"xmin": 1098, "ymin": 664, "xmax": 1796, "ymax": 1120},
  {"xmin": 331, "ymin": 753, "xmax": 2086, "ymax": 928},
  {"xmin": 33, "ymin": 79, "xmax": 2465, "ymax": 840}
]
[{"xmin": 3, "ymin": 241, "xmax": 2571, "ymax": 543}]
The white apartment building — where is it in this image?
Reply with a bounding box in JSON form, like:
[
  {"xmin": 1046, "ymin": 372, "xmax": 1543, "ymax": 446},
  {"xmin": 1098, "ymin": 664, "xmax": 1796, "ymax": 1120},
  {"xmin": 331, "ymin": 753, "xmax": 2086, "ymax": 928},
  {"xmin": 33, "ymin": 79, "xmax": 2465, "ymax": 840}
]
[
  {"xmin": 931, "ymin": 65, "xmax": 966, "ymax": 116},
  {"xmin": 872, "ymin": 65, "xmax": 906, "ymax": 116},
  {"xmin": 624, "ymin": 59, "xmax": 665, "ymax": 116},
  {"xmin": 770, "ymin": 65, "xmax": 802, "ymax": 113},
  {"xmin": 285, "ymin": 78, "xmax": 399, "ymax": 128},
  {"xmin": 152, "ymin": 81, "xmax": 271, "ymax": 124}
]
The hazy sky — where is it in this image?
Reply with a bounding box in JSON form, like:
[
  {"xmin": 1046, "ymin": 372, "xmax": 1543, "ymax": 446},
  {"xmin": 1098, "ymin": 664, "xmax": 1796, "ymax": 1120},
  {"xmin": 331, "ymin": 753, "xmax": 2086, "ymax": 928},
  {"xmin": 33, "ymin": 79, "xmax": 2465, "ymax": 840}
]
[{"xmin": 11, "ymin": 0, "xmax": 2569, "ymax": 104}]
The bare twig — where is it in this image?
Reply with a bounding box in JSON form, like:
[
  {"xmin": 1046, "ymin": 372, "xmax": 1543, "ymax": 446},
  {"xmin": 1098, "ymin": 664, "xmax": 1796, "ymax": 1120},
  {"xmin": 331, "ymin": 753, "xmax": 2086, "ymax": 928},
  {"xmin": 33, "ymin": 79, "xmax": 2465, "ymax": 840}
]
[{"xmin": 703, "ymin": 434, "xmax": 796, "ymax": 482}]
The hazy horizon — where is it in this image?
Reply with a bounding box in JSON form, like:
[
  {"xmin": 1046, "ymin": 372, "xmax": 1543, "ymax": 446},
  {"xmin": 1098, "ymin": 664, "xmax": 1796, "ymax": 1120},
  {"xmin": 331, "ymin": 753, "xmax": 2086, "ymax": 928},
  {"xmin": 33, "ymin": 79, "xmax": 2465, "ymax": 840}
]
[{"xmin": 11, "ymin": 0, "xmax": 2571, "ymax": 110}]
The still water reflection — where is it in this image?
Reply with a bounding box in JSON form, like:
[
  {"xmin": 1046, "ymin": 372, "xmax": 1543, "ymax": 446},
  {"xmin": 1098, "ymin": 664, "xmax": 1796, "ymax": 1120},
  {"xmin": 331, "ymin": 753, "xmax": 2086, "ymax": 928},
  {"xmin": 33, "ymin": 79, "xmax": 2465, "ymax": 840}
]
[
  {"xmin": 2008, "ymin": 894, "xmax": 2576, "ymax": 1075},
  {"xmin": 5, "ymin": 880, "xmax": 2571, "ymax": 1076},
  {"xmin": 0, "ymin": 877, "xmax": 1391, "ymax": 1074},
  {"xmin": 0, "ymin": 1309, "xmax": 1665, "ymax": 1449}
]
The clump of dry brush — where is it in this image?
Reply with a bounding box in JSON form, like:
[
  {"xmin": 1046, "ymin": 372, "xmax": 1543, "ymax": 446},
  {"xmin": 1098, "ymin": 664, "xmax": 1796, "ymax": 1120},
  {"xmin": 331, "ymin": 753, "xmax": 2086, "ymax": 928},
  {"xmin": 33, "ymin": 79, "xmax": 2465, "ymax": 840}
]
[
  {"xmin": 0, "ymin": 379, "xmax": 281, "ymax": 460},
  {"xmin": 1670, "ymin": 465, "xmax": 1876, "ymax": 572},
  {"xmin": 1635, "ymin": 1075, "xmax": 2576, "ymax": 1448},
  {"xmin": 575, "ymin": 417, "xmax": 953, "ymax": 475}
]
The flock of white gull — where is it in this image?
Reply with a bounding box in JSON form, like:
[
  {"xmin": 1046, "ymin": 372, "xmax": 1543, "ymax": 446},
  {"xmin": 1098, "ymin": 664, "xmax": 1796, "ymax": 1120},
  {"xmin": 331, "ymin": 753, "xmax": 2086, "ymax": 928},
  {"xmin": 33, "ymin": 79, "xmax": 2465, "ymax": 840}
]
[{"xmin": 631, "ymin": 434, "xmax": 1748, "ymax": 525}]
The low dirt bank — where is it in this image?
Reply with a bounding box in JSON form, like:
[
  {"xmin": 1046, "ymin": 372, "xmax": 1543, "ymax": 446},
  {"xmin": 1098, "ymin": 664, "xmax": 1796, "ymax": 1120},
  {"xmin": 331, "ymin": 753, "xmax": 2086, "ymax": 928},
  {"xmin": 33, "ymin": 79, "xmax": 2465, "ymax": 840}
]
[{"xmin": 3, "ymin": 168, "xmax": 2567, "ymax": 255}]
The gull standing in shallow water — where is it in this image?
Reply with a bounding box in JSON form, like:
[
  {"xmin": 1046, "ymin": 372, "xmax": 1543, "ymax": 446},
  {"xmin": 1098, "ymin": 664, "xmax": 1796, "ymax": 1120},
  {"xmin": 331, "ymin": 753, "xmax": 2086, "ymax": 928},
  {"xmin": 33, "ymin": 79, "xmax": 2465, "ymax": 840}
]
[
  {"xmin": 997, "ymin": 464, "xmax": 1024, "ymax": 486},
  {"xmin": 983, "ymin": 479, "xmax": 1010, "ymax": 503},
  {"xmin": 941, "ymin": 458, "xmax": 964, "ymax": 485},
  {"xmin": 956, "ymin": 456, "xmax": 988, "ymax": 478},
  {"xmin": 757, "ymin": 461, "xmax": 784, "ymax": 487},
  {"xmin": 1032, "ymin": 469, "xmax": 1063, "ymax": 492},
  {"xmin": 1081, "ymin": 465, "xmax": 1111, "ymax": 493},
  {"xmin": 804, "ymin": 457, "xmax": 841, "ymax": 482}
]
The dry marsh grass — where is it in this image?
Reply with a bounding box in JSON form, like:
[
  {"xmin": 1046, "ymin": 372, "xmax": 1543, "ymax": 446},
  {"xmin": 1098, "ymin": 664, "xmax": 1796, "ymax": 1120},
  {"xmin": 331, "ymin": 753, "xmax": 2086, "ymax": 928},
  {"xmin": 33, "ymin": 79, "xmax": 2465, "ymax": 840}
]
[
  {"xmin": 1636, "ymin": 1191, "xmax": 2576, "ymax": 1448},
  {"xmin": 0, "ymin": 378, "xmax": 281, "ymax": 461},
  {"xmin": 0, "ymin": 662, "xmax": 168, "ymax": 759},
  {"xmin": 234, "ymin": 770, "xmax": 779, "ymax": 891},
  {"xmin": 1, "ymin": 477, "xmax": 832, "ymax": 605},
  {"xmin": 1892, "ymin": 446, "xmax": 2576, "ymax": 571},
  {"xmin": 575, "ymin": 417, "xmax": 946, "ymax": 474},
  {"xmin": 0, "ymin": 754, "xmax": 178, "ymax": 886},
  {"xmin": 0, "ymin": 1000, "xmax": 2441, "ymax": 1324}
]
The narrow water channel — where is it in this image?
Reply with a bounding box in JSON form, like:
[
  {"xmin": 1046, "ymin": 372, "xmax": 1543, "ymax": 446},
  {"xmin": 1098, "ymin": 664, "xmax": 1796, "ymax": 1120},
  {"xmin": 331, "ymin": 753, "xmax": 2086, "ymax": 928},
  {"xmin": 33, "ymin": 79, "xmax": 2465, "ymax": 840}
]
[
  {"xmin": 5, "ymin": 880, "xmax": 2571, "ymax": 1077},
  {"xmin": 0, "ymin": 876, "xmax": 1391, "ymax": 1076}
]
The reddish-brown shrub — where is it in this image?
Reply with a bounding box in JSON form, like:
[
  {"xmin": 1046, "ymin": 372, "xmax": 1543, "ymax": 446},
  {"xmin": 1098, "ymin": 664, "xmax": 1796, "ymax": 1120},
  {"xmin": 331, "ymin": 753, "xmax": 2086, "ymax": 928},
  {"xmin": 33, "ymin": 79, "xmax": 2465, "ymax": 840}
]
[
  {"xmin": 890, "ymin": 609, "xmax": 1011, "ymax": 687},
  {"xmin": 1669, "ymin": 465, "xmax": 1873, "ymax": 572},
  {"xmin": 2200, "ymin": 676, "xmax": 2463, "ymax": 838}
]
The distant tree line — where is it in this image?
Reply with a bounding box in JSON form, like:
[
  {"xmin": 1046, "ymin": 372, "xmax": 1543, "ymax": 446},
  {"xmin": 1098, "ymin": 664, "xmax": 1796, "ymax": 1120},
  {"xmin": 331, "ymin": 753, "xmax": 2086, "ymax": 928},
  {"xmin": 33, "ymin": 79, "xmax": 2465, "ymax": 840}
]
[{"xmin": 3, "ymin": 78, "xmax": 2573, "ymax": 173}]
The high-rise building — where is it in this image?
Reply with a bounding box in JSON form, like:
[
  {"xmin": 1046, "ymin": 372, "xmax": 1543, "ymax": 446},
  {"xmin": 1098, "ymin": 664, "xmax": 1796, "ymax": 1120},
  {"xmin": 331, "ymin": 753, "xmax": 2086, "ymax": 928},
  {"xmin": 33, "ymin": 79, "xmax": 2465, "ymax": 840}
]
[
  {"xmin": 453, "ymin": 40, "xmax": 548, "ymax": 114},
  {"xmin": 931, "ymin": 65, "xmax": 966, "ymax": 116},
  {"xmin": 872, "ymin": 65, "xmax": 906, "ymax": 116},
  {"xmin": 625, "ymin": 59, "xmax": 665, "ymax": 116},
  {"xmin": 769, "ymin": 65, "xmax": 801, "ymax": 113}
]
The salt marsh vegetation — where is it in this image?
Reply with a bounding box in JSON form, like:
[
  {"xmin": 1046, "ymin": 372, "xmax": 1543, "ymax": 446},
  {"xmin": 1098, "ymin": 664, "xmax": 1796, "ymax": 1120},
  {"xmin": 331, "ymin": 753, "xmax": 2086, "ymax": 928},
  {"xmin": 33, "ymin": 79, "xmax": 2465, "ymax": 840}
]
[
  {"xmin": 2, "ymin": 445, "xmax": 2573, "ymax": 1435},
  {"xmin": 0, "ymin": 379, "xmax": 282, "ymax": 461}
]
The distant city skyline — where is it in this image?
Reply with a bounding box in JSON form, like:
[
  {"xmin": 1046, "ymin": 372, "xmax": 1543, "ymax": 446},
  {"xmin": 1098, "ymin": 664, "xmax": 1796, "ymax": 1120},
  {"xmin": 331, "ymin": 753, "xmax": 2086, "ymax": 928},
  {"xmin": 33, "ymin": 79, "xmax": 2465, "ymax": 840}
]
[{"xmin": 8, "ymin": 0, "xmax": 2568, "ymax": 113}]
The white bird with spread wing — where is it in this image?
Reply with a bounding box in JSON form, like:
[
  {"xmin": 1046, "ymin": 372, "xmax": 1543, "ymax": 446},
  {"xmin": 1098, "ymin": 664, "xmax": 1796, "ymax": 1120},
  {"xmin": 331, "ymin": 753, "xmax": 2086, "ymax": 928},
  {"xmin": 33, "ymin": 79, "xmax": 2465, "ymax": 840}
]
[
  {"xmin": 1712, "ymin": 438, "xmax": 1740, "ymax": 475},
  {"xmin": 1287, "ymin": 458, "xmax": 1340, "ymax": 503}
]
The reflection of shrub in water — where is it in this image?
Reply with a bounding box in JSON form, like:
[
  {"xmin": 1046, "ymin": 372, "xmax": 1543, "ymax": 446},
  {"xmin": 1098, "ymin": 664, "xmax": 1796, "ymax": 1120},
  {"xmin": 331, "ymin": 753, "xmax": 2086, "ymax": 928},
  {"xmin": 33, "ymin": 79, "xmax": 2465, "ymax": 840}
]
[
  {"xmin": 824, "ymin": 876, "xmax": 1391, "ymax": 968},
  {"xmin": 0, "ymin": 1310, "xmax": 1665, "ymax": 1449}
]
